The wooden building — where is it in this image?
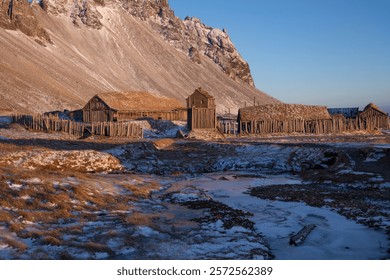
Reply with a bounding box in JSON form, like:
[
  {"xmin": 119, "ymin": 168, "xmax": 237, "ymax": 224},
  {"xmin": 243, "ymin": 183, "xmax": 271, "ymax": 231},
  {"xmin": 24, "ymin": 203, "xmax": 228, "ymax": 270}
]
[
  {"xmin": 187, "ymin": 88, "xmax": 217, "ymax": 130},
  {"xmin": 83, "ymin": 92, "xmax": 187, "ymax": 123},
  {"xmin": 359, "ymin": 103, "xmax": 389, "ymax": 130},
  {"xmin": 187, "ymin": 87, "xmax": 216, "ymax": 108},
  {"xmin": 69, "ymin": 109, "xmax": 83, "ymax": 122},
  {"xmin": 237, "ymin": 104, "xmax": 332, "ymax": 134}
]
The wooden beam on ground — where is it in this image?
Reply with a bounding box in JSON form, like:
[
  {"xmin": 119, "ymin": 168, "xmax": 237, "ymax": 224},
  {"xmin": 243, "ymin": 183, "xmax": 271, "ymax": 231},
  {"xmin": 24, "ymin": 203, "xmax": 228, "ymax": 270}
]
[{"xmin": 289, "ymin": 224, "xmax": 316, "ymax": 246}]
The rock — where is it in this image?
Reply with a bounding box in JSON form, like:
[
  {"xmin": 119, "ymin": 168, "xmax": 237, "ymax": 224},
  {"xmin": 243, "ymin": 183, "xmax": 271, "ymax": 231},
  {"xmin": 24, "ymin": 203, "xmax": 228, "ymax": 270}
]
[
  {"xmin": 0, "ymin": 0, "xmax": 278, "ymax": 115},
  {"xmin": 120, "ymin": 1, "xmax": 255, "ymax": 86},
  {"xmin": 0, "ymin": 0, "xmax": 52, "ymax": 42},
  {"xmin": 189, "ymin": 46, "xmax": 201, "ymax": 64},
  {"xmin": 67, "ymin": 0, "xmax": 103, "ymax": 29},
  {"xmin": 1, "ymin": 0, "xmax": 254, "ymax": 84}
]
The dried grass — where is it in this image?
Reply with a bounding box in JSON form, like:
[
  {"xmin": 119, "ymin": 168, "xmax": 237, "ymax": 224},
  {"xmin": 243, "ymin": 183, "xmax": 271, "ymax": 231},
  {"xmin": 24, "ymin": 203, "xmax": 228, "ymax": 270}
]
[
  {"xmin": 80, "ymin": 242, "xmax": 114, "ymax": 255},
  {"xmin": 41, "ymin": 236, "xmax": 62, "ymax": 246},
  {"xmin": 123, "ymin": 212, "xmax": 157, "ymax": 228},
  {"xmin": 121, "ymin": 181, "xmax": 160, "ymax": 199},
  {"xmin": 153, "ymin": 138, "xmax": 175, "ymax": 150},
  {"xmin": 12, "ymin": 224, "xmax": 63, "ymax": 246},
  {"xmin": 239, "ymin": 104, "xmax": 331, "ymax": 121},
  {"xmin": 107, "ymin": 229, "xmax": 119, "ymax": 237},
  {"xmin": 0, "ymin": 152, "xmax": 158, "ymax": 259},
  {"xmin": 69, "ymin": 184, "xmax": 119, "ymax": 209},
  {"xmin": 96, "ymin": 91, "xmax": 185, "ymax": 111},
  {"xmin": 0, "ymin": 210, "xmax": 12, "ymax": 223},
  {"xmin": 0, "ymin": 143, "xmax": 32, "ymax": 153},
  {"xmin": 8, "ymin": 223, "xmax": 26, "ymax": 234},
  {"xmin": 1, "ymin": 237, "xmax": 27, "ymax": 251},
  {"xmin": 18, "ymin": 228, "xmax": 45, "ymax": 239},
  {"xmin": 59, "ymin": 251, "xmax": 74, "ymax": 260}
]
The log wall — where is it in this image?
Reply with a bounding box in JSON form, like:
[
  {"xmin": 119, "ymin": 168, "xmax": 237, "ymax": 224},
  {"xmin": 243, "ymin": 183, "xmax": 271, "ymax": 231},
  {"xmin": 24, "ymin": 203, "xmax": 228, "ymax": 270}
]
[
  {"xmin": 117, "ymin": 109, "xmax": 187, "ymax": 122},
  {"xmin": 89, "ymin": 121, "xmax": 143, "ymax": 138},
  {"xmin": 359, "ymin": 108, "xmax": 389, "ymax": 130},
  {"xmin": 188, "ymin": 108, "xmax": 216, "ymax": 130}
]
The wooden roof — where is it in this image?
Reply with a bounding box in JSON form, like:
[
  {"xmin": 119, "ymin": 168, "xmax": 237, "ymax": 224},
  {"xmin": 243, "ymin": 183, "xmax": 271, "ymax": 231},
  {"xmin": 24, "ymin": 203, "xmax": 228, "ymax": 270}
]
[
  {"xmin": 188, "ymin": 87, "xmax": 214, "ymax": 99},
  {"xmin": 239, "ymin": 104, "xmax": 331, "ymax": 122},
  {"xmin": 94, "ymin": 92, "xmax": 185, "ymax": 111},
  {"xmin": 362, "ymin": 103, "xmax": 388, "ymax": 115}
]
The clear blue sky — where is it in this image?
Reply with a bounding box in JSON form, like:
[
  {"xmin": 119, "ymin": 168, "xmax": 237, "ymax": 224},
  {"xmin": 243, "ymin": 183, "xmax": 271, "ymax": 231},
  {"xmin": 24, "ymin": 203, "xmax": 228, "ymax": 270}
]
[{"xmin": 169, "ymin": 0, "xmax": 390, "ymax": 111}]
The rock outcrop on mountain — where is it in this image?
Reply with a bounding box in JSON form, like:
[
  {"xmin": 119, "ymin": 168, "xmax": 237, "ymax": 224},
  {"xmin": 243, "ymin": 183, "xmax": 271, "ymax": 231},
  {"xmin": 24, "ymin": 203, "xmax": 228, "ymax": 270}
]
[
  {"xmin": 0, "ymin": 0, "xmax": 51, "ymax": 44},
  {"xmin": 0, "ymin": 0, "xmax": 279, "ymax": 114},
  {"xmin": 119, "ymin": 0, "xmax": 255, "ymax": 86}
]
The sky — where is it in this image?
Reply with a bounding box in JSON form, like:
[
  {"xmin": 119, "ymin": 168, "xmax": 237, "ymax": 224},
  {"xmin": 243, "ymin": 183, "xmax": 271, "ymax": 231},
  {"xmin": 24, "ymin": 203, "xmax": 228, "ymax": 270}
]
[{"xmin": 169, "ymin": 0, "xmax": 390, "ymax": 111}]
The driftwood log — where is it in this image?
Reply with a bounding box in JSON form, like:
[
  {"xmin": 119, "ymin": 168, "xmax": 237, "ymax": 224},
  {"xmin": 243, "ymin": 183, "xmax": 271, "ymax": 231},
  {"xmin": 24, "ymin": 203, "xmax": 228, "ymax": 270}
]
[{"xmin": 289, "ymin": 224, "xmax": 316, "ymax": 246}]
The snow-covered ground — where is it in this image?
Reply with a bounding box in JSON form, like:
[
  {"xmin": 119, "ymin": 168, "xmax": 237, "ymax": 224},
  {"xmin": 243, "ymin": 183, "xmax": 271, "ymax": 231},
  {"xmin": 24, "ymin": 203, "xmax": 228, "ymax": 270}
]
[
  {"xmin": 0, "ymin": 149, "xmax": 124, "ymax": 173},
  {"xmin": 0, "ymin": 125, "xmax": 389, "ymax": 260},
  {"xmin": 172, "ymin": 173, "xmax": 388, "ymax": 260},
  {"xmin": 0, "ymin": 116, "xmax": 12, "ymax": 124},
  {"xmin": 127, "ymin": 120, "xmax": 188, "ymax": 138},
  {"xmin": 0, "ymin": 171, "xmax": 388, "ymax": 260},
  {"xmin": 107, "ymin": 140, "xmax": 389, "ymax": 177}
]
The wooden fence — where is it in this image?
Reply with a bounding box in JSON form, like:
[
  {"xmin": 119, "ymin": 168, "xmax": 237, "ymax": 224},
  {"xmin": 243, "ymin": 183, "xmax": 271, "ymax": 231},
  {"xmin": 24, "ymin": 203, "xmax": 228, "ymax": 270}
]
[
  {"xmin": 13, "ymin": 114, "xmax": 86, "ymax": 137},
  {"xmin": 232, "ymin": 115, "xmax": 388, "ymax": 135},
  {"xmin": 218, "ymin": 120, "xmax": 238, "ymax": 135},
  {"xmin": 89, "ymin": 121, "xmax": 143, "ymax": 138},
  {"xmin": 12, "ymin": 114, "xmax": 143, "ymax": 138}
]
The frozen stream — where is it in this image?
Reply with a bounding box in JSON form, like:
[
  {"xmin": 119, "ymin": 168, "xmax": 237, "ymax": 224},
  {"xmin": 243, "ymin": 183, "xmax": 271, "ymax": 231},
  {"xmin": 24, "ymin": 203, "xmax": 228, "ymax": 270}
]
[{"xmin": 172, "ymin": 173, "xmax": 389, "ymax": 260}]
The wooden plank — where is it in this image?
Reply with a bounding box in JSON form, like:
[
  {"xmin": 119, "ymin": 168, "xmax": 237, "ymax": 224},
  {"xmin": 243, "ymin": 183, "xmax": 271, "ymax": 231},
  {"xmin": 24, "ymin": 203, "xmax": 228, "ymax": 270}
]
[{"xmin": 289, "ymin": 224, "xmax": 316, "ymax": 246}]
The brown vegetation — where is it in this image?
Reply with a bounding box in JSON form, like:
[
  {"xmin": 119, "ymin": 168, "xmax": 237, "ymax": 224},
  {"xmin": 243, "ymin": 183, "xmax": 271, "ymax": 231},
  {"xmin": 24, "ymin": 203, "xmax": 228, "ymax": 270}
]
[
  {"xmin": 1, "ymin": 236, "xmax": 28, "ymax": 252},
  {"xmin": 0, "ymin": 158, "xmax": 161, "ymax": 259},
  {"xmin": 94, "ymin": 92, "xmax": 185, "ymax": 111},
  {"xmin": 82, "ymin": 242, "xmax": 114, "ymax": 254}
]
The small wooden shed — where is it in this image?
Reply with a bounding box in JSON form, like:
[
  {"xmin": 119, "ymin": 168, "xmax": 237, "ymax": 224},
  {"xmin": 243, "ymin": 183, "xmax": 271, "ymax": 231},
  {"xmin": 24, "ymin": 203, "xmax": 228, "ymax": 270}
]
[
  {"xmin": 359, "ymin": 103, "xmax": 389, "ymax": 130},
  {"xmin": 186, "ymin": 88, "xmax": 217, "ymax": 130},
  {"xmin": 82, "ymin": 92, "xmax": 187, "ymax": 123}
]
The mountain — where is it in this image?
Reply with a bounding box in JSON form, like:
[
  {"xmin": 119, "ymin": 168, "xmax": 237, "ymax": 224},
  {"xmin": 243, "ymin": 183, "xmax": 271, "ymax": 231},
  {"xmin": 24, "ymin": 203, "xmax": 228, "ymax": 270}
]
[{"xmin": 0, "ymin": 0, "xmax": 280, "ymax": 114}]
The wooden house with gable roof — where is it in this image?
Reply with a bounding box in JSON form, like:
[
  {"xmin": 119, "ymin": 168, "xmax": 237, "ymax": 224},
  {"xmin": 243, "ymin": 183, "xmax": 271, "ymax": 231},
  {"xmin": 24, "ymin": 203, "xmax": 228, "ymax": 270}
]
[
  {"xmin": 82, "ymin": 91, "xmax": 187, "ymax": 123},
  {"xmin": 359, "ymin": 103, "xmax": 389, "ymax": 130},
  {"xmin": 186, "ymin": 88, "xmax": 217, "ymax": 130}
]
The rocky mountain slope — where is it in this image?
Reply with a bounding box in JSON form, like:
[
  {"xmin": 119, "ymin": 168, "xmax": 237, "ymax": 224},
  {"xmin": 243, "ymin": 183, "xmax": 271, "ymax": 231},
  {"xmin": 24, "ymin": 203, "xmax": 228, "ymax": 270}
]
[{"xmin": 0, "ymin": 0, "xmax": 279, "ymax": 114}]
